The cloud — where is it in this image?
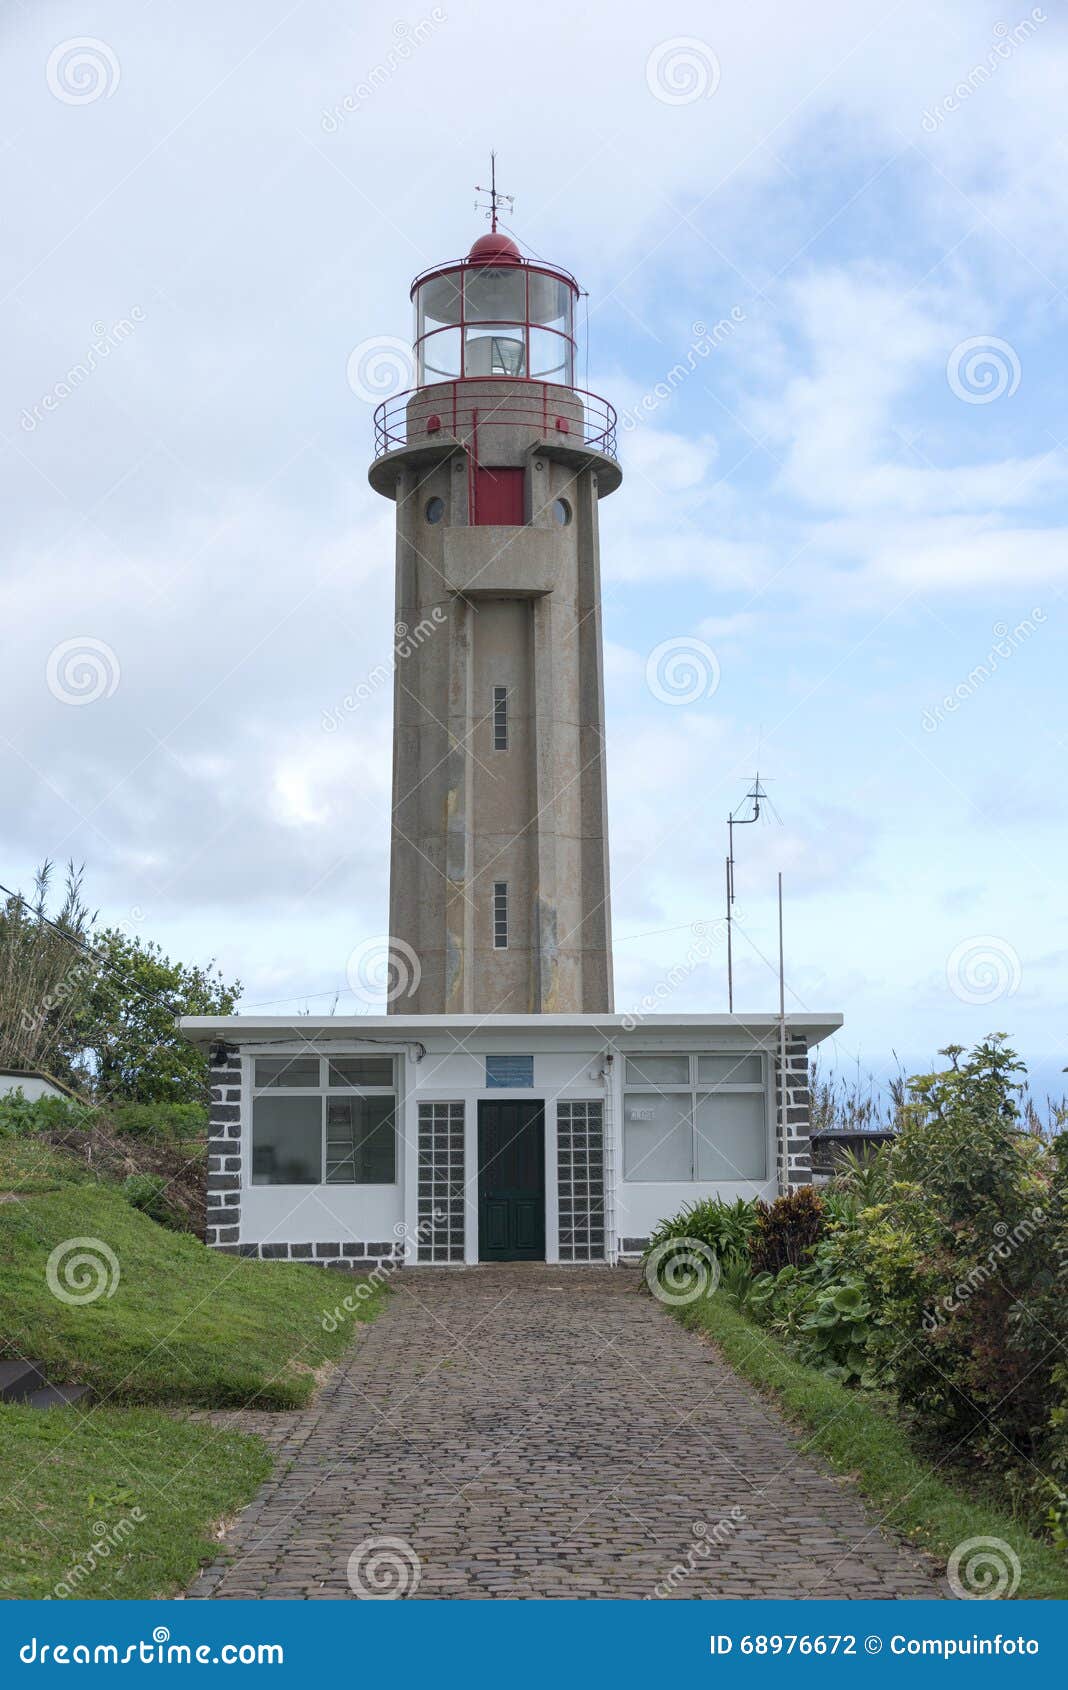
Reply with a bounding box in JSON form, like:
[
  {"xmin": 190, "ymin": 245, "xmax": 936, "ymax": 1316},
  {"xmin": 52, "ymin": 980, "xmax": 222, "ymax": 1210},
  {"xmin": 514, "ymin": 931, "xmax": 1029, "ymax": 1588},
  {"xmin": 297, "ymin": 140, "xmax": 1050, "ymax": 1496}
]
[{"xmin": 2, "ymin": 0, "xmax": 1066, "ymax": 1068}]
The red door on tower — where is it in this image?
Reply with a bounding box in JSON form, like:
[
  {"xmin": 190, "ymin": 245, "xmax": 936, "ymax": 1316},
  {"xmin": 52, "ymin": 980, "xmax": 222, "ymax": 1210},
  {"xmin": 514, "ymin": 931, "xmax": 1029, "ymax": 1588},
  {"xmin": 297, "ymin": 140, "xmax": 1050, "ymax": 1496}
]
[{"xmin": 474, "ymin": 467, "xmax": 524, "ymax": 526}]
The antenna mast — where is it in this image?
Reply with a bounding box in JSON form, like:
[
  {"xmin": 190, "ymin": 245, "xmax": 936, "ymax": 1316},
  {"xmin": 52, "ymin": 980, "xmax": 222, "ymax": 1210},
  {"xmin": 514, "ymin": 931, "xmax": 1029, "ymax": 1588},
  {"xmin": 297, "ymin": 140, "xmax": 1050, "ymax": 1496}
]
[{"xmin": 725, "ymin": 773, "xmax": 769, "ymax": 1012}]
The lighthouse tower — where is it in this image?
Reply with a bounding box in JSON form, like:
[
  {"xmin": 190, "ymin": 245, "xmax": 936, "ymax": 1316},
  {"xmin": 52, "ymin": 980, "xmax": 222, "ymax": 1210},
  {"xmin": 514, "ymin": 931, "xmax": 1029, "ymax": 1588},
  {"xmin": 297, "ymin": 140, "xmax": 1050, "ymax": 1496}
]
[{"xmin": 368, "ymin": 189, "xmax": 621, "ymax": 1016}]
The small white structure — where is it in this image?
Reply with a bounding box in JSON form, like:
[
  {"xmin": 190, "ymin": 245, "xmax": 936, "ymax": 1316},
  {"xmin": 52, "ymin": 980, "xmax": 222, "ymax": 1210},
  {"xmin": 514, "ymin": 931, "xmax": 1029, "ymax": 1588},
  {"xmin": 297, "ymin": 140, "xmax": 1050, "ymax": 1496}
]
[
  {"xmin": 0, "ymin": 1069, "xmax": 74, "ymax": 1104},
  {"xmin": 181, "ymin": 1012, "xmax": 840, "ymax": 1267}
]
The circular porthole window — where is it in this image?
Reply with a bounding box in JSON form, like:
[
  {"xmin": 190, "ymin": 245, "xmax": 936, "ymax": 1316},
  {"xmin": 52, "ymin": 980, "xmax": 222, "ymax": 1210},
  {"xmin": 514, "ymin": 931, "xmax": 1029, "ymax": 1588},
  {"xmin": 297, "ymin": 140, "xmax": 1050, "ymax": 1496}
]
[
  {"xmin": 552, "ymin": 498, "xmax": 572, "ymax": 526},
  {"xmin": 424, "ymin": 496, "xmax": 445, "ymax": 524}
]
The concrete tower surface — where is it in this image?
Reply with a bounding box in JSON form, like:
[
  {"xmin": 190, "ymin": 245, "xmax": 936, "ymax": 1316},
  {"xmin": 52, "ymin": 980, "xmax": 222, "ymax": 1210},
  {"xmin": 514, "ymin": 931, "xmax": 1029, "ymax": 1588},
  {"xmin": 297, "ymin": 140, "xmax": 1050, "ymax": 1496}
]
[{"xmin": 369, "ymin": 220, "xmax": 622, "ymax": 1016}]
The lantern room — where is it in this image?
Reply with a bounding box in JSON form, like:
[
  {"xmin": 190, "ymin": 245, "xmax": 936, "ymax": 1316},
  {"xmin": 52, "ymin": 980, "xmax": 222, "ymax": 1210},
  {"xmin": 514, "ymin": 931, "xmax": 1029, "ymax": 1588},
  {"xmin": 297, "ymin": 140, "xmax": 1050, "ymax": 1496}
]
[{"xmin": 412, "ymin": 232, "xmax": 578, "ymax": 387}]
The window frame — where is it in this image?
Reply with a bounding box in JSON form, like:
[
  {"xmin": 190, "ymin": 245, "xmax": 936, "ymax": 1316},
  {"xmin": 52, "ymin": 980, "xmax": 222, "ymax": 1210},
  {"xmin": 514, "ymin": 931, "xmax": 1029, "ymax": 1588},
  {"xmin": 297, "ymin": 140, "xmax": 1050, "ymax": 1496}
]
[
  {"xmin": 492, "ymin": 685, "xmax": 509, "ymax": 751},
  {"xmin": 485, "ymin": 1054, "xmax": 534, "ymax": 1088},
  {"xmin": 412, "ymin": 262, "xmax": 577, "ymax": 388},
  {"xmin": 493, "ymin": 881, "xmax": 509, "ymax": 949},
  {"xmin": 248, "ymin": 1051, "xmax": 399, "ymax": 1187},
  {"xmin": 622, "ymin": 1050, "xmax": 769, "ymax": 1184}
]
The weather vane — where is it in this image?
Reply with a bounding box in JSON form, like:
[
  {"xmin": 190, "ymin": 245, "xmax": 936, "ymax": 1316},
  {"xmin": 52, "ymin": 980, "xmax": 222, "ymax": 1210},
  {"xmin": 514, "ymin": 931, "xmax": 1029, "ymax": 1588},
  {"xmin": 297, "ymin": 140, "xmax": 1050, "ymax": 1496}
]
[{"xmin": 475, "ymin": 151, "xmax": 514, "ymax": 233}]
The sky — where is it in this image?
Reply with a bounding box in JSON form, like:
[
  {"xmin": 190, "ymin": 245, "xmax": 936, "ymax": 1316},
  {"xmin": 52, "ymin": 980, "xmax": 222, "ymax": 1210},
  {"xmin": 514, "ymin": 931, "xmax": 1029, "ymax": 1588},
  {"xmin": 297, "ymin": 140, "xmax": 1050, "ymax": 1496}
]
[{"xmin": 2, "ymin": 0, "xmax": 1065, "ymax": 1097}]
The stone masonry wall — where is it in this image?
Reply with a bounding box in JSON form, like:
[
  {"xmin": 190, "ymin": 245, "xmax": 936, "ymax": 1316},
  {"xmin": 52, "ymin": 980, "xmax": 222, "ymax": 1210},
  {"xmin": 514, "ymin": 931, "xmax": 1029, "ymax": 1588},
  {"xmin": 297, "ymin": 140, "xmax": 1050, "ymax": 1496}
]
[{"xmin": 205, "ymin": 1045, "xmax": 242, "ymax": 1251}]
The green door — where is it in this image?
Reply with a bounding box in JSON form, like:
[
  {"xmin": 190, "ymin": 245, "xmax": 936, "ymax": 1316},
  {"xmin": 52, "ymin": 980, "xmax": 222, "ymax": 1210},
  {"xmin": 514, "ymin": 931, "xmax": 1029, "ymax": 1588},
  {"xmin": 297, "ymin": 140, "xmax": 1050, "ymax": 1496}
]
[{"xmin": 477, "ymin": 1100, "xmax": 545, "ymax": 1261}]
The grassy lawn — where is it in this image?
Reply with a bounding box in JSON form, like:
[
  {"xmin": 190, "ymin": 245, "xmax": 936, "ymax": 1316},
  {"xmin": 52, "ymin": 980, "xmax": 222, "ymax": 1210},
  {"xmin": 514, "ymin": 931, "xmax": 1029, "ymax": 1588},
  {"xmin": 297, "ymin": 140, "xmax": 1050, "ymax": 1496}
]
[
  {"xmin": 674, "ymin": 1291, "xmax": 1068, "ymax": 1600},
  {"xmin": 0, "ymin": 1401, "xmax": 269, "ymax": 1599},
  {"xmin": 0, "ymin": 1182, "xmax": 384, "ymax": 1408},
  {"xmin": 0, "ymin": 1134, "xmax": 94, "ymax": 1196},
  {"xmin": 0, "ymin": 1152, "xmax": 387, "ymax": 1598}
]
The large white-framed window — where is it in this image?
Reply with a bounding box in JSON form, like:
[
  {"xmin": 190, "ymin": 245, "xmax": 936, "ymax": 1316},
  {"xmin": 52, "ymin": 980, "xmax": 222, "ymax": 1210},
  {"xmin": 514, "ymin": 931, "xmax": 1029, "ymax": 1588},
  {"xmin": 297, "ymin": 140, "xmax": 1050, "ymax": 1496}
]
[
  {"xmin": 250, "ymin": 1053, "xmax": 397, "ymax": 1186},
  {"xmin": 622, "ymin": 1052, "xmax": 767, "ymax": 1183}
]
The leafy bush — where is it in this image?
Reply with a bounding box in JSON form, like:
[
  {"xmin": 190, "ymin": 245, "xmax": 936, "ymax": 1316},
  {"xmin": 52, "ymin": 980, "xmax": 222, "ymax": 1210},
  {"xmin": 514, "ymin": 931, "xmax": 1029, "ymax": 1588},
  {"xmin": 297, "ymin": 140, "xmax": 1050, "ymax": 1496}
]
[
  {"xmin": 110, "ymin": 1101, "xmax": 207, "ymax": 1141},
  {"xmin": 74, "ymin": 928, "xmax": 239, "ymax": 1104},
  {"xmin": 646, "ymin": 1037, "xmax": 1068, "ymax": 1537},
  {"xmin": 744, "ymin": 1258, "xmax": 878, "ymax": 1385},
  {"xmin": 749, "ymin": 1186, "xmax": 825, "ymax": 1274},
  {"xmin": 122, "ymin": 1173, "xmax": 182, "ymax": 1229},
  {"xmin": 0, "ymin": 1090, "xmax": 89, "ymax": 1138},
  {"xmin": 832, "ymin": 1143, "xmax": 893, "ymax": 1207},
  {"xmin": 867, "ymin": 1039, "xmax": 1064, "ymax": 1462},
  {"xmin": 696, "ymin": 1036, "xmax": 1068, "ymax": 1536},
  {"xmin": 0, "ymin": 1091, "xmax": 206, "ymax": 1145},
  {"xmin": 795, "ymin": 1281, "xmax": 874, "ymax": 1382},
  {"xmin": 645, "ymin": 1196, "xmax": 758, "ymax": 1269}
]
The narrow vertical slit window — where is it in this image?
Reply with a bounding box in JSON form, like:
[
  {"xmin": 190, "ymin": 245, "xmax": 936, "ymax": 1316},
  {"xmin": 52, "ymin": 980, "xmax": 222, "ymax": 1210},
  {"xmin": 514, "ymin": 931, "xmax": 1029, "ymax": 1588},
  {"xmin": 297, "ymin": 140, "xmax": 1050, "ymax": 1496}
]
[
  {"xmin": 493, "ymin": 881, "xmax": 509, "ymax": 949},
  {"xmin": 492, "ymin": 685, "xmax": 508, "ymax": 750}
]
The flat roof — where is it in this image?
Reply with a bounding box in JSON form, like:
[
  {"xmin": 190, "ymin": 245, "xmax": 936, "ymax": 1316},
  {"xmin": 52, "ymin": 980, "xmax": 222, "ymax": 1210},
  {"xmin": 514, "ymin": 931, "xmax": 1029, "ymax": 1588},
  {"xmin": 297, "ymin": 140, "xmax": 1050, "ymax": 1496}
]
[{"xmin": 179, "ymin": 1011, "xmax": 843, "ymax": 1047}]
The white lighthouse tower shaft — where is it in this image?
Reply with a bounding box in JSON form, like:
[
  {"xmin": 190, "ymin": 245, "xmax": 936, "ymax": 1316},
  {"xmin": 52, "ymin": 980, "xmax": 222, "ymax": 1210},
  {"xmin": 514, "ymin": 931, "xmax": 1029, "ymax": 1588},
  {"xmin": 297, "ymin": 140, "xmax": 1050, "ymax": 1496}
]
[{"xmin": 368, "ymin": 221, "xmax": 621, "ymax": 1015}]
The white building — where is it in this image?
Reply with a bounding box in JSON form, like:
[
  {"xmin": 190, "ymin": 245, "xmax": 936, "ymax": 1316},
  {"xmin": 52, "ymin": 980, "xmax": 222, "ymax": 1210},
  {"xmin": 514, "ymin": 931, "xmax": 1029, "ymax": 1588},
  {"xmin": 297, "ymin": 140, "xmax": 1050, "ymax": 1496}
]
[
  {"xmin": 181, "ymin": 1013, "xmax": 840, "ymax": 1266},
  {"xmin": 0, "ymin": 1068, "xmax": 76, "ymax": 1104}
]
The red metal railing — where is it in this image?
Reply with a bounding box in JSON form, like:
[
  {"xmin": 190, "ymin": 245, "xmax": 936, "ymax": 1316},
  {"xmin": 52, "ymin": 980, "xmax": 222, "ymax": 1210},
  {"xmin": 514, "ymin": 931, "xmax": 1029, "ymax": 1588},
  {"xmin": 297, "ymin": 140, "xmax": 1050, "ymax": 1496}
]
[{"xmin": 372, "ymin": 379, "xmax": 618, "ymax": 462}]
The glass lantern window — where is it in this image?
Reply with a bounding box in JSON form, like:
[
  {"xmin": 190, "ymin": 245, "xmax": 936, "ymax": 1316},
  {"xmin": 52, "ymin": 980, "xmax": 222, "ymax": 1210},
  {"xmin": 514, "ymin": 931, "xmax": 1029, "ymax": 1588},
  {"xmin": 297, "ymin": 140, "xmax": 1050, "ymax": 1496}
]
[
  {"xmin": 463, "ymin": 324, "xmax": 527, "ymax": 377},
  {"xmin": 419, "ymin": 325, "xmax": 462, "ymax": 383},
  {"xmin": 416, "ymin": 271, "xmax": 463, "ymax": 334},
  {"xmin": 529, "ymin": 328, "xmax": 571, "ymax": 383},
  {"xmin": 527, "ymin": 271, "xmax": 572, "ymax": 336},
  {"xmin": 464, "ymin": 266, "xmax": 526, "ymax": 323},
  {"xmin": 414, "ymin": 262, "xmax": 576, "ymax": 389}
]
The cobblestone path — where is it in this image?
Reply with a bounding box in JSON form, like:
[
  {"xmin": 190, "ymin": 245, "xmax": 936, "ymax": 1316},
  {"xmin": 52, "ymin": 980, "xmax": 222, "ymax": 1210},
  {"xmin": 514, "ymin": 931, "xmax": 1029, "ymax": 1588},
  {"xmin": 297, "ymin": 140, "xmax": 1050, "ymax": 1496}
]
[{"xmin": 189, "ymin": 1265, "xmax": 944, "ymax": 1600}]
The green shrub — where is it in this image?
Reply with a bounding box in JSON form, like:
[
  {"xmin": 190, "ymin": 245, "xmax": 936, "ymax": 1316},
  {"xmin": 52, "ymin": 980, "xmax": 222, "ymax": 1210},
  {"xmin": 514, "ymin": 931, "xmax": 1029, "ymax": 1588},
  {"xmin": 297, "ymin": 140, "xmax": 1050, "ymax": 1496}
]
[
  {"xmin": 122, "ymin": 1173, "xmax": 181, "ymax": 1229},
  {"xmin": 745, "ymin": 1246, "xmax": 884, "ymax": 1386},
  {"xmin": 676, "ymin": 1038, "xmax": 1068, "ymax": 1527},
  {"xmin": 0, "ymin": 1091, "xmax": 207, "ymax": 1146},
  {"xmin": 795, "ymin": 1280, "xmax": 875, "ymax": 1382},
  {"xmin": 833, "ymin": 1142, "xmax": 893, "ymax": 1206},
  {"xmin": 645, "ymin": 1196, "xmax": 758, "ymax": 1273},
  {"xmin": 873, "ymin": 1039, "xmax": 1064, "ymax": 1461},
  {"xmin": 0, "ymin": 1090, "xmax": 88, "ymax": 1138},
  {"xmin": 749, "ymin": 1186, "xmax": 824, "ymax": 1274},
  {"xmin": 110, "ymin": 1101, "xmax": 207, "ymax": 1141}
]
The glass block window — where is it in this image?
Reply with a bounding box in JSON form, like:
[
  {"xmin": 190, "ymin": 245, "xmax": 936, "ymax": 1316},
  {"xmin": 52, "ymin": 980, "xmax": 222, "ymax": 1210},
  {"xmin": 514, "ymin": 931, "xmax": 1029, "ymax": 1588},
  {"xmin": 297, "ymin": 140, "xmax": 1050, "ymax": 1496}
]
[
  {"xmin": 623, "ymin": 1052, "xmax": 767, "ymax": 1183},
  {"xmin": 251, "ymin": 1053, "xmax": 396, "ymax": 1186},
  {"xmin": 557, "ymin": 1101, "xmax": 605, "ymax": 1262},
  {"xmin": 417, "ymin": 1102, "xmax": 465, "ymax": 1263},
  {"xmin": 492, "ymin": 685, "xmax": 508, "ymax": 750},
  {"xmin": 493, "ymin": 881, "xmax": 509, "ymax": 949}
]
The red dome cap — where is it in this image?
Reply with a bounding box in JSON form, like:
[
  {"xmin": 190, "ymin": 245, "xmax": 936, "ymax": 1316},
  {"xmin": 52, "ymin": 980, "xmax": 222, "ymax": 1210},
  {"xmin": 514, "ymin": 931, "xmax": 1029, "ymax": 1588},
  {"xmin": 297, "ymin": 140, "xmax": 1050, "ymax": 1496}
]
[{"xmin": 467, "ymin": 231, "xmax": 521, "ymax": 266}]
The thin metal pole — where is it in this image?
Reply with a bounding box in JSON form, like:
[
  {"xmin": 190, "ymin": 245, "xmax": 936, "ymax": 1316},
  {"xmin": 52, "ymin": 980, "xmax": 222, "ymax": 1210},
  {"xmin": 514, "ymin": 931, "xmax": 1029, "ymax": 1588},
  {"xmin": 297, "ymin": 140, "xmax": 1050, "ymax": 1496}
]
[
  {"xmin": 726, "ymin": 854, "xmax": 733, "ymax": 1012},
  {"xmin": 778, "ymin": 871, "xmax": 788, "ymax": 1188}
]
